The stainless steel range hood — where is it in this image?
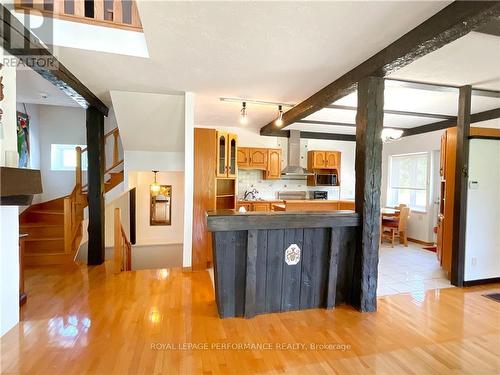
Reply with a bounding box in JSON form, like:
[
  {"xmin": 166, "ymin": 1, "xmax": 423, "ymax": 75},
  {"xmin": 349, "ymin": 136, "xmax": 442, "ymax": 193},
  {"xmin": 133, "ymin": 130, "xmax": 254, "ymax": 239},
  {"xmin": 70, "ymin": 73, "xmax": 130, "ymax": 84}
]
[{"xmin": 281, "ymin": 130, "xmax": 313, "ymax": 179}]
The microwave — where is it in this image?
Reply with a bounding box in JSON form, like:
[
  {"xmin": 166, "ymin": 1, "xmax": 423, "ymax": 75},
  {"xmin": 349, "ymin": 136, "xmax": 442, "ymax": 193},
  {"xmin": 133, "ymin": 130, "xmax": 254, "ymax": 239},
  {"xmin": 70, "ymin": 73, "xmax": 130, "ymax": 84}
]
[{"xmin": 314, "ymin": 173, "xmax": 338, "ymax": 186}]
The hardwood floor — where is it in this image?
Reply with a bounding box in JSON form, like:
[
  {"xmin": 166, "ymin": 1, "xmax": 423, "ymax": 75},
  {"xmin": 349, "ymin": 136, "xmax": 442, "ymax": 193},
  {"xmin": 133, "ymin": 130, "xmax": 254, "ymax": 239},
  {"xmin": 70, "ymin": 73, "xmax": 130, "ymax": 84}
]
[{"xmin": 1, "ymin": 262, "xmax": 499, "ymax": 374}]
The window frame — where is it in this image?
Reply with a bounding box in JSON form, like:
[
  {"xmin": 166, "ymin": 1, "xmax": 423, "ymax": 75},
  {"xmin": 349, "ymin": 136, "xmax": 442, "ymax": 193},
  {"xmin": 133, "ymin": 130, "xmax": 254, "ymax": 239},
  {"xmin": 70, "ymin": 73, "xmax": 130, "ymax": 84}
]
[
  {"xmin": 387, "ymin": 152, "xmax": 430, "ymax": 213},
  {"xmin": 50, "ymin": 144, "xmax": 88, "ymax": 172}
]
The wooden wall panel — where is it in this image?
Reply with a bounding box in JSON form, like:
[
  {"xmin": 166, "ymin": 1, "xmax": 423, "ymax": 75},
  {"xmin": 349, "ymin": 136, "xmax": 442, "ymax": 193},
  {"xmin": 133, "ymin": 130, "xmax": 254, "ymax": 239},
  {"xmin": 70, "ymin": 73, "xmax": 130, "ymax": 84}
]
[{"xmin": 192, "ymin": 128, "xmax": 216, "ymax": 270}]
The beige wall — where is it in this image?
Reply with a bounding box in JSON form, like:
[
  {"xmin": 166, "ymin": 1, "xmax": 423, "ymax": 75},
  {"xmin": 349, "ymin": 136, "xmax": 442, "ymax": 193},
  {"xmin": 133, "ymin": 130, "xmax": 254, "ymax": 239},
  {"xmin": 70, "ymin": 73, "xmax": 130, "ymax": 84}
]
[{"xmin": 129, "ymin": 171, "xmax": 184, "ymax": 245}]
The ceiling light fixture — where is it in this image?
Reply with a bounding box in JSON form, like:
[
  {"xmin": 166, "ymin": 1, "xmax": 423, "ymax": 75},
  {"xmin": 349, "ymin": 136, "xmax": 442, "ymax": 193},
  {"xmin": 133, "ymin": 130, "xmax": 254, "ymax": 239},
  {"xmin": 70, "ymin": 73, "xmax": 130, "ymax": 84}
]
[
  {"xmin": 381, "ymin": 128, "xmax": 404, "ymax": 142},
  {"xmin": 150, "ymin": 170, "xmax": 161, "ymax": 196},
  {"xmin": 220, "ymin": 97, "xmax": 294, "ymax": 108},
  {"xmin": 240, "ymin": 102, "xmax": 248, "ymax": 125},
  {"xmin": 275, "ymin": 105, "xmax": 284, "ymax": 127}
]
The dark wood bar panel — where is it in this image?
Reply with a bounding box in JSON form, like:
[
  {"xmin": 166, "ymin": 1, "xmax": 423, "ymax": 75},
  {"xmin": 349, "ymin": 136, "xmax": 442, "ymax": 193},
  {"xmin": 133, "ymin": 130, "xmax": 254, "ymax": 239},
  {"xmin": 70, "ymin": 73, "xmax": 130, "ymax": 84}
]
[{"xmin": 207, "ymin": 210, "xmax": 359, "ymax": 318}]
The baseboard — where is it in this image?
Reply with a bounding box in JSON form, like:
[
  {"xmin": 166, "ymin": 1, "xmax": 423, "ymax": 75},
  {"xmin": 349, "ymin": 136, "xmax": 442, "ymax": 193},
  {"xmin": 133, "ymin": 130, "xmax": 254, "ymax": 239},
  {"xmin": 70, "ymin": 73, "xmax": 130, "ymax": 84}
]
[
  {"xmin": 463, "ymin": 277, "xmax": 500, "ymax": 287},
  {"xmin": 408, "ymin": 238, "xmax": 434, "ymax": 246}
]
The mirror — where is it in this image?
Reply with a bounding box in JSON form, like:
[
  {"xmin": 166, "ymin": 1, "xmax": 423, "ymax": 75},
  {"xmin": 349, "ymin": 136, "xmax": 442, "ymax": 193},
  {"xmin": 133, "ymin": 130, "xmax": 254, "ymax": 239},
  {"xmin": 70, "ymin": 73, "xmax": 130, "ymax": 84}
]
[{"xmin": 150, "ymin": 185, "xmax": 172, "ymax": 226}]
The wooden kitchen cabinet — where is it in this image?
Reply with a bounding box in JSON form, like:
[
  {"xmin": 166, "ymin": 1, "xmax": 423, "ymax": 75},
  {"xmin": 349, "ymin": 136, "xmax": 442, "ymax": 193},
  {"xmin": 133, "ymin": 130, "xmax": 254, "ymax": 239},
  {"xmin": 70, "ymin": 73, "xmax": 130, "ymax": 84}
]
[
  {"xmin": 265, "ymin": 149, "xmax": 281, "ymax": 179},
  {"xmin": 310, "ymin": 151, "xmax": 326, "ymax": 169},
  {"xmin": 216, "ymin": 131, "xmax": 238, "ymax": 178},
  {"xmin": 252, "ymin": 203, "xmax": 270, "ymax": 211},
  {"xmin": 249, "ymin": 148, "xmax": 267, "ymax": 169},
  {"xmin": 309, "ymin": 150, "xmax": 340, "ymax": 170},
  {"xmin": 237, "ymin": 147, "xmax": 250, "ymax": 167},
  {"xmin": 325, "ymin": 151, "xmax": 340, "ymax": 169}
]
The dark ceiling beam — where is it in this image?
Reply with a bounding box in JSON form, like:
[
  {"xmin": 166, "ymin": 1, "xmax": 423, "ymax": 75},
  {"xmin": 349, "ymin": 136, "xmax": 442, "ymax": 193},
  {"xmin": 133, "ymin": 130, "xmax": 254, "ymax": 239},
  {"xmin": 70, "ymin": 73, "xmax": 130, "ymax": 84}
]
[
  {"xmin": 473, "ymin": 16, "xmax": 500, "ymax": 36},
  {"xmin": 300, "ymin": 132, "xmax": 356, "ymax": 142},
  {"xmin": 0, "ymin": 5, "xmax": 109, "ymax": 116},
  {"xmin": 402, "ymin": 106, "xmax": 500, "ymax": 137},
  {"xmin": 296, "ymin": 120, "xmax": 357, "ymax": 128},
  {"xmin": 261, "ymin": 1, "xmax": 500, "ymax": 135},
  {"xmin": 296, "ymin": 119, "xmax": 407, "ymax": 131},
  {"xmin": 326, "ymin": 104, "xmax": 454, "ymax": 120},
  {"xmin": 386, "ymin": 78, "xmax": 500, "ymax": 99}
]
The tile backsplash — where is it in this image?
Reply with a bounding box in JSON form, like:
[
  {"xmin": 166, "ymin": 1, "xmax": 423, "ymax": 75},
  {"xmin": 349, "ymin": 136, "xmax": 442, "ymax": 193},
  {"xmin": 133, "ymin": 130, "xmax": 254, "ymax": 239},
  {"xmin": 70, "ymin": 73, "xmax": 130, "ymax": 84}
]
[{"xmin": 238, "ymin": 170, "xmax": 340, "ymax": 200}]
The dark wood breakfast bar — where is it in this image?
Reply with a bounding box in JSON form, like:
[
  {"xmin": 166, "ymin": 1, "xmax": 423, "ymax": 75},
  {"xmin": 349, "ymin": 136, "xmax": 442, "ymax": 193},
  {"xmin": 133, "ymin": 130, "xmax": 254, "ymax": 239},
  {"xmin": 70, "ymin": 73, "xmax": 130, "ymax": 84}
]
[{"xmin": 207, "ymin": 210, "xmax": 361, "ymax": 318}]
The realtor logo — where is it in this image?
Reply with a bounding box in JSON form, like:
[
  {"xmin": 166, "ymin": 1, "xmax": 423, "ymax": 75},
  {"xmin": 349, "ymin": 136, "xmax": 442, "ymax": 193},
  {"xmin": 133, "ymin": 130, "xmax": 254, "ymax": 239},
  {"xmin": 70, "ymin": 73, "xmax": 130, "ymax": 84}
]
[{"xmin": 285, "ymin": 244, "xmax": 301, "ymax": 266}]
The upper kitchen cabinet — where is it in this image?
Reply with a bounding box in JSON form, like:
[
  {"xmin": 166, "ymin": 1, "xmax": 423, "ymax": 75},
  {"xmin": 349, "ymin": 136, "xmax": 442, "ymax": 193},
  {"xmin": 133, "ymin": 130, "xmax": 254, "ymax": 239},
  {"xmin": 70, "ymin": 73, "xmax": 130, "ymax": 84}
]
[
  {"xmin": 237, "ymin": 147, "xmax": 250, "ymax": 167},
  {"xmin": 265, "ymin": 149, "xmax": 281, "ymax": 179},
  {"xmin": 309, "ymin": 151, "xmax": 340, "ymax": 169},
  {"xmin": 216, "ymin": 131, "xmax": 238, "ymax": 178},
  {"xmin": 238, "ymin": 147, "xmax": 267, "ymax": 170},
  {"xmin": 310, "ymin": 151, "xmax": 326, "ymax": 169},
  {"xmin": 249, "ymin": 148, "xmax": 268, "ymax": 169},
  {"xmin": 325, "ymin": 151, "xmax": 340, "ymax": 169}
]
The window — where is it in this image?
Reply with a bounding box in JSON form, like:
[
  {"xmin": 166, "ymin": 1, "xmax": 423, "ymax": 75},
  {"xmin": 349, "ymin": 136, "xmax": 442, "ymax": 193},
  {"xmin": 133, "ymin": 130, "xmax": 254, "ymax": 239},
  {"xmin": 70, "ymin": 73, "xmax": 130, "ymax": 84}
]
[
  {"xmin": 387, "ymin": 152, "xmax": 429, "ymax": 212},
  {"xmin": 51, "ymin": 144, "xmax": 87, "ymax": 171}
]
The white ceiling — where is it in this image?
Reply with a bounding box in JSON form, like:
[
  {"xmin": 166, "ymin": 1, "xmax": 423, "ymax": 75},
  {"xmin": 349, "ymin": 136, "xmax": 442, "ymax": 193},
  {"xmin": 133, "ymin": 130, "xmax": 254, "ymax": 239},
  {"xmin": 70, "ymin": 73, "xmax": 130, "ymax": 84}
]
[
  {"xmin": 19, "ymin": 1, "xmax": 500, "ymax": 135},
  {"xmin": 286, "ymin": 31, "xmax": 500, "ymax": 134},
  {"xmin": 16, "ymin": 68, "xmax": 80, "ymax": 107},
  {"xmin": 47, "ymin": 1, "xmax": 450, "ymax": 129},
  {"xmin": 110, "ymin": 91, "xmax": 185, "ymax": 152}
]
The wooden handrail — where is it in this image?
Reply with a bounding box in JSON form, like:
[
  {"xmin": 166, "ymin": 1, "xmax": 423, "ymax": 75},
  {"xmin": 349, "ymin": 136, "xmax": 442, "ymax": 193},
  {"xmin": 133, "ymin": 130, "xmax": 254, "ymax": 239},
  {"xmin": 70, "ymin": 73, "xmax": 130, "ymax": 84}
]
[
  {"xmin": 114, "ymin": 207, "xmax": 132, "ymax": 273},
  {"xmin": 14, "ymin": 0, "xmax": 142, "ymax": 31},
  {"xmin": 63, "ymin": 185, "xmax": 85, "ymax": 256},
  {"xmin": 75, "ymin": 127, "xmax": 123, "ymax": 193}
]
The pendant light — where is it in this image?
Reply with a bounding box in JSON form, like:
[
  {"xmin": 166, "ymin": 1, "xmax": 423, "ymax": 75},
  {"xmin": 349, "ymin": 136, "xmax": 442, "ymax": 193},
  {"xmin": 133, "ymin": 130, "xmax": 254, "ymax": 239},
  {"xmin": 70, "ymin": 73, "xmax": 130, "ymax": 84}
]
[
  {"xmin": 275, "ymin": 105, "xmax": 284, "ymax": 127},
  {"xmin": 150, "ymin": 170, "xmax": 161, "ymax": 196},
  {"xmin": 240, "ymin": 102, "xmax": 248, "ymax": 125}
]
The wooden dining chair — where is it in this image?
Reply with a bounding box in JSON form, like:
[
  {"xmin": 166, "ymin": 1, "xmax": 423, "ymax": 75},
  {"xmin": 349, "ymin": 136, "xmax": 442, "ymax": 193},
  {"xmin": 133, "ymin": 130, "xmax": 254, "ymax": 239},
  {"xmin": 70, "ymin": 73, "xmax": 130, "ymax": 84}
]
[{"xmin": 381, "ymin": 207, "xmax": 410, "ymax": 247}]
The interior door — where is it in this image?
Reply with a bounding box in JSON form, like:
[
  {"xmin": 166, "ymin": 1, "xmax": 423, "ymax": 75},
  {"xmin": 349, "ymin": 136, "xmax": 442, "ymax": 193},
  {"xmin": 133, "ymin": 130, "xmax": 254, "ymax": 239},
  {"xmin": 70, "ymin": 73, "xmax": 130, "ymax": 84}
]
[{"xmin": 216, "ymin": 132, "xmax": 228, "ymax": 177}]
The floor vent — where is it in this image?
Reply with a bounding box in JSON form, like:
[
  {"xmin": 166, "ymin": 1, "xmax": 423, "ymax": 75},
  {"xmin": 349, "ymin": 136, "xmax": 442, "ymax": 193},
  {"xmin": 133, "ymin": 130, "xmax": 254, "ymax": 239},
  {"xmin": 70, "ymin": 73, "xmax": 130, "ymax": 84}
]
[{"xmin": 483, "ymin": 293, "xmax": 500, "ymax": 303}]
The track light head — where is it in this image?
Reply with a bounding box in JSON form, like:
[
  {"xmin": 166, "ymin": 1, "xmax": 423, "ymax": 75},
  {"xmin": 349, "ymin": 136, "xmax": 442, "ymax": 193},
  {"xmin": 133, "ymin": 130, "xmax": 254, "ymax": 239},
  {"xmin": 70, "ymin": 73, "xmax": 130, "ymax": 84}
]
[
  {"xmin": 240, "ymin": 102, "xmax": 248, "ymax": 125},
  {"xmin": 275, "ymin": 105, "xmax": 284, "ymax": 127}
]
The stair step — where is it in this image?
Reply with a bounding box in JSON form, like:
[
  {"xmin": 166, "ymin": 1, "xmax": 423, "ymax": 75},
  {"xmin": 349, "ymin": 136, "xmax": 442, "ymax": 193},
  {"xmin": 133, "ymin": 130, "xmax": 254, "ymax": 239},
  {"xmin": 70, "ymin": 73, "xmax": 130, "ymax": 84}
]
[
  {"xmin": 24, "ymin": 237, "xmax": 65, "ymax": 254},
  {"xmin": 29, "ymin": 210, "xmax": 63, "ymax": 215},
  {"xmin": 22, "ymin": 211, "xmax": 64, "ymax": 225},
  {"xmin": 20, "ymin": 224, "xmax": 63, "ymax": 238},
  {"xmin": 24, "ymin": 252, "xmax": 75, "ymax": 266}
]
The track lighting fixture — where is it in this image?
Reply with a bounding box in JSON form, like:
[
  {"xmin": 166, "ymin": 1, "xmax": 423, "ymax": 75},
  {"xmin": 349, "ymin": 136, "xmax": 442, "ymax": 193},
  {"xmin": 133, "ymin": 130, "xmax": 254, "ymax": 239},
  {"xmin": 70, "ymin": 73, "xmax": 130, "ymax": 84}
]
[
  {"xmin": 240, "ymin": 102, "xmax": 248, "ymax": 125},
  {"xmin": 275, "ymin": 105, "xmax": 284, "ymax": 127}
]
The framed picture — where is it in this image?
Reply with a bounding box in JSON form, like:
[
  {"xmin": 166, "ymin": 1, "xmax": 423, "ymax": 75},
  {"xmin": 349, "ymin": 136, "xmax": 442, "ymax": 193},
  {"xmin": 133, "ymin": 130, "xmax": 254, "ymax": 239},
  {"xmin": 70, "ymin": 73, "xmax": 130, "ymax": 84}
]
[
  {"xmin": 150, "ymin": 185, "xmax": 172, "ymax": 226},
  {"xmin": 17, "ymin": 111, "xmax": 30, "ymax": 168}
]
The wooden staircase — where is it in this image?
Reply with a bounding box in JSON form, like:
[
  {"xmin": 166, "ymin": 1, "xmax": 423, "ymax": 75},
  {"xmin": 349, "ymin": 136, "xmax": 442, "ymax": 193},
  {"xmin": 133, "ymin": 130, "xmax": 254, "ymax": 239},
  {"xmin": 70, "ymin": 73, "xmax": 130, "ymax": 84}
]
[{"xmin": 20, "ymin": 128, "xmax": 124, "ymax": 266}]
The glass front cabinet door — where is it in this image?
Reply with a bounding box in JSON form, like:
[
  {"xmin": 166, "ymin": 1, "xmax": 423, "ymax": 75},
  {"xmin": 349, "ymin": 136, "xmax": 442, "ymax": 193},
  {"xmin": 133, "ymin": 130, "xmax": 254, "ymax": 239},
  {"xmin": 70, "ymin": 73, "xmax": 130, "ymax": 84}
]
[
  {"xmin": 227, "ymin": 134, "xmax": 238, "ymax": 178},
  {"xmin": 216, "ymin": 131, "xmax": 238, "ymax": 178},
  {"xmin": 216, "ymin": 131, "xmax": 228, "ymax": 177}
]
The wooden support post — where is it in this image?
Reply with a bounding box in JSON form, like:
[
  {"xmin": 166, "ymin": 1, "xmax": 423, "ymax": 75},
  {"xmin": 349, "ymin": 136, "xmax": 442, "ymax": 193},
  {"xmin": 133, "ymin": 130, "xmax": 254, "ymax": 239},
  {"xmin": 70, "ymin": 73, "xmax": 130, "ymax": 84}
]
[
  {"xmin": 352, "ymin": 76, "xmax": 384, "ymax": 312},
  {"xmin": 129, "ymin": 187, "xmax": 136, "ymax": 245},
  {"xmin": 63, "ymin": 197, "xmax": 72, "ymax": 253},
  {"xmin": 451, "ymin": 85, "xmax": 472, "ymax": 287},
  {"xmin": 114, "ymin": 207, "xmax": 122, "ymax": 274},
  {"xmin": 112, "ymin": 130, "xmax": 119, "ymax": 166},
  {"xmin": 86, "ymin": 106, "xmax": 106, "ymax": 265},
  {"xmin": 75, "ymin": 146, "xmax": 82, "ymax": 188}
]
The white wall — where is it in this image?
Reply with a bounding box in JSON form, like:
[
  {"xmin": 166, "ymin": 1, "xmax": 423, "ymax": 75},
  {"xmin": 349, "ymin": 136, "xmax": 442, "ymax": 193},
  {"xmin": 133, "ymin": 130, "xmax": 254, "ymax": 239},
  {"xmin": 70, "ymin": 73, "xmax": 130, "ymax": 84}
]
[
  {"xmin": 464, "ymin": 139, "xmax": 500, "ymax": 281},
  {"xmin": 129, "ymin": 171, "xmax": 185, "ymax": 246},
  {"xmin": 381, "ymin": 130, "xmax": 443, "ymax": 243},
  {"xmin": 37, "ymin": 105, "xmax": 87, "ymax": 202},
  {"xmin": 0, "ymin": 48, "xmax": 20, "ymax": 337},
  {"xmin": 201, "ymin": 126, "xmax": 356, "ymax": 200}
]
